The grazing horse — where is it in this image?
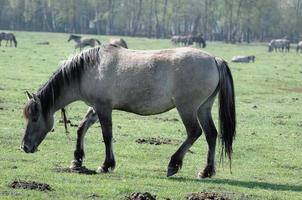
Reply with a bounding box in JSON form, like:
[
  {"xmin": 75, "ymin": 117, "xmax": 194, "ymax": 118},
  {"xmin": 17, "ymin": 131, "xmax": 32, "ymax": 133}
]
[
  {"xmin": 231, "ymin": 55, "xmax": 255, "ymax": 63},
  {"xmin": 268, "ymin": 39, "xmax": 290, "ymax": 52},
  {"xmin": 296, "ymin": 41, "xmax": 302, "ymax": 53},
  {"xmin": 68, "ymin": 34, "xmax": 101, "ymax": 51},
  {"xmin": 0, "ymin": 32, "xmax": 17, "ymax": 47},
  {"xmin": 191, "ymin": 34, "xmax": 206, "ymax": 48},
  {"xmin": 171, "ymin": 35, "xmax": 190, "ymax": 46},
  {"xmin": 21, "ymin": 46, "xmax": 236, "ymax": 179}
]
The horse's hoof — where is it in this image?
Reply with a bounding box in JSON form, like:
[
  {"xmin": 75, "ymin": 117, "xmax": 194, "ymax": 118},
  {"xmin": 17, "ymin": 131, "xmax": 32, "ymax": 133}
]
[
  {"xmin": 96, "ymin": 166, "xmax": 114, "ymax": 173},
  {"xmin": 197, "ymin": 166, "xmax": 216, "ymax": 179},
  {"xmin": 167, "ymin": 166, "xmax": 179, "ymax": 177},
  {"xmin": 69, "ymin": 160, "xmax": 82, "ymax": 170}
]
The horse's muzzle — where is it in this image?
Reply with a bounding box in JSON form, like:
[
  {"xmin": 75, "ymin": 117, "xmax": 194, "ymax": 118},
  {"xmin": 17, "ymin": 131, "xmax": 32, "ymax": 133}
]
[{"xmin": 20, "ymin": 142, "xmax": 37, "ymax": 153}]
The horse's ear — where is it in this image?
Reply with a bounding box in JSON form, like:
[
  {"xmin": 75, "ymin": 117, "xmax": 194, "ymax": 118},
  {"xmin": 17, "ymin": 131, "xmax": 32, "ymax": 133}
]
[
  {"xmin": 26, "ymin": 91, "xmax": 32, "ymax": 100},
  {"xmin": 32, "ymin": 93, "xmax": 41, "ymax": 105}
]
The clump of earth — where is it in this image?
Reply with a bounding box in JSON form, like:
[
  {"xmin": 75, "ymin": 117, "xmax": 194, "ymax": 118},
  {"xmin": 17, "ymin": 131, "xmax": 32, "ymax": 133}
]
[
  {"xmin": 187, "ymin": 192, "xmax": 230, "ymax": 200},
  {"xmin": 53, "ymin": 166, "xmax": 97, "ymax": 175},
  {"xmin": 126, "ymin": 192, "xmax": 157, "ymax": 200},
  {"xmin": 136, "ymin": 137, "xmax": 181, "ymax": 145},
  {"xmin": 10, "ymin": 180, "xmax": 53, "ymax": 192}
]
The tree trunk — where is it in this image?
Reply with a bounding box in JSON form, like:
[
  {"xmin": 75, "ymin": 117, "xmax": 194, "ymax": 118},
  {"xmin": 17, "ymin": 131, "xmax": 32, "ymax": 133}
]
[
  {"xmin": 162, "ymin": 0, "xmax": 168, "ymax": 38},
  {"xmin": 192, "ymin": 13, "xmax": 201, "ymax": 35},
  {"xmin": 132, "ymin": 0, "xmax": 143, "ymax": 36},
  {"xmin": 154, "ymin": 0, "xmax": 160, "ymax": 38}
]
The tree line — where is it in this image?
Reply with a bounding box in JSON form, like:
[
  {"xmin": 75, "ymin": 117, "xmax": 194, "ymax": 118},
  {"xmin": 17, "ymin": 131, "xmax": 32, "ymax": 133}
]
[{"xmin": 1, "ymin": 0, "xmax": 302, "ymax": 42}]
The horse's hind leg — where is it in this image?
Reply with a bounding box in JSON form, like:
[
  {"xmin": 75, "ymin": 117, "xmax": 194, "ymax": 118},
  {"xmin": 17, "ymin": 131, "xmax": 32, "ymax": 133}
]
[
  {"xmin": 70, "ymin": 107, "xmax": 98, "ymax": 169},
  {"xmin": 167, "ymin": 103, "xmax": 202, "ymax": 177},
  {"xmin": 196, "ymin": 97, "xmax": 218, "ymax": 178}
]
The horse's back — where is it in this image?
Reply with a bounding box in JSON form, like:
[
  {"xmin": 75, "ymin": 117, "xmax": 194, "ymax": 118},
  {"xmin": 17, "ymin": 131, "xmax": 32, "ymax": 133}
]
[{"xmin": 81, "ymin": 47, "xmax": 219, "ymax": 115}]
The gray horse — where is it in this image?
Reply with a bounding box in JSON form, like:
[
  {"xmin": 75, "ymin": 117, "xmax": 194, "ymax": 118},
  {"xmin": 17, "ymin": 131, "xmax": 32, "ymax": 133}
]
[
  {"xmin": 268, "ymin": 39, "xmax": 290, "ymax": 52},
  {"xmin": 21, "ymin": 46, "xmax": 236, "ymax": 179},
  {"xmin": 0, "ymin": 32, "xmax": 17, "ymax": 47},
  {"xmin": 296, "ymin": 41, "xmax": 302, "ymax": 53},
  {"xmin": 231, "ymin": 55, "xmax": 255, "ymax": 63},
  {"xmin": 68, "ymin": 34, "xmax": 101, "ymax": 51}
]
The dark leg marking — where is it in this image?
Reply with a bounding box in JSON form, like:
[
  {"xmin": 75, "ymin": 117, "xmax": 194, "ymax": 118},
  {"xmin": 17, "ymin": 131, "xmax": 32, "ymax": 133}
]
[
  {"xmin": 167, "ymin": 104, "xmax": 202, "ymax": 177},
  {"xmin": 95, "ymin": 105, "xmax": 115, "ymax": 173},
  {"xmin": 197, "ymin": 101, "xmax": 217, "ymax": 179},
  {"xmin": 70, "ymin": 107, "xmax": 98, "ymax": 169}
]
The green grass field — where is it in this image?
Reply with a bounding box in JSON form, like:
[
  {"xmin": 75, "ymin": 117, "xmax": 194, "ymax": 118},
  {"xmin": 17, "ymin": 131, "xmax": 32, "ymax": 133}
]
[{"xmin": 0, "ymin": 31, "xmax": 301, "ymax": 200}]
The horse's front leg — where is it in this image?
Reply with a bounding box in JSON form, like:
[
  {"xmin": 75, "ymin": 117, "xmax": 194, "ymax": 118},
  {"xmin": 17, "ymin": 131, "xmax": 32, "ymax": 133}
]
[
  {"xmin": 95, "ymin": 104, "xmax": 115, "ymax": 173},
  {"xmin": 70, "ymin": 107, "xmax": 98, "ymax": 169}
]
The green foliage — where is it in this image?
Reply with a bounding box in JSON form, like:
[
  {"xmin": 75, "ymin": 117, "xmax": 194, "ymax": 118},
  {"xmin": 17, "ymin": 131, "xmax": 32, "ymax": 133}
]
[
  {"xmin": 1, "ymin": 0, "xmax": 302, "ymax": 41},
  {"xmin": 0, "ymin": 31, "xmax": 302, "ymax": 199}
]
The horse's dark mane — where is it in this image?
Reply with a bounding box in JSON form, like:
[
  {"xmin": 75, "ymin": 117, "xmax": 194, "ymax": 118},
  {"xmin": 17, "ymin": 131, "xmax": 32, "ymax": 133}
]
[
  {"xmin": 37, "ymin": 47, "xmax": 101, "ymax": 117},
  {"xmin": 70, "ymin": 34, "xmax": 82, "ymax": 39}
]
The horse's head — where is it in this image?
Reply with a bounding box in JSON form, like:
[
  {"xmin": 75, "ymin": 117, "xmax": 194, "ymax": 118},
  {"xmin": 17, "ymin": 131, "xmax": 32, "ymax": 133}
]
[
  {"xmin": 67, "ymin": 35, "xmax": 73, "ymax": 42},
  {"xmin": 21, "ymin": 92, "xmax": 54, "ymax": 153}
]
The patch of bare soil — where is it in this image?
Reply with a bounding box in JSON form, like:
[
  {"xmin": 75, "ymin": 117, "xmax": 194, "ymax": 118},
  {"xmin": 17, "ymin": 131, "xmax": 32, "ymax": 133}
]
[
  {"xmin": 9, "ymin": 180, "xmax": 52, "ymax": 192},
  {"xmin": 187, "ymin": 192, "xmax": 230, "ymax": 200},
  {"xmin": 81, "ymin": 194, "xmax": 101, "ymax": 199},
  {"xmin": 279, "ymin": 87, "xmax": 302, "ymax": 93},
  {"xmin": 154, "ymin": 117, "xmax": 179, "ymax": 122},
  {"xmin": 53, "ymin": 166, "xmax": 97, "ymax": 175},
  {"xmin": 136, "ymin": 137, "xmax": 181, "ymax": 145},
  {"xmin": 126, "ymin": 192, "xmax": 156, "ymax": 200}
]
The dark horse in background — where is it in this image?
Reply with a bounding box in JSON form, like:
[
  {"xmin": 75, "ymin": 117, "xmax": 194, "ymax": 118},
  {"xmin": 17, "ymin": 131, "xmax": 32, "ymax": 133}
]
[
  {"xmin": 68, "ymin": 34, "xmax": 101, "ymax": 51},
  {"xmin": 21, "ymin": 45, "xmax": 235, "ymax": 179},
  {"xmin": 0, "ymin": 32, "xmax": 17, "ymax": 47},
  {"xmin": 171, "ymin": 34, "xmax": 206, "ymax": 48}
]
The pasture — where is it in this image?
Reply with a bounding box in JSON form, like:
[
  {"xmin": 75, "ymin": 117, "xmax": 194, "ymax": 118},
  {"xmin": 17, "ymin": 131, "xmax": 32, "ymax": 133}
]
[{"xmin": 0, "ymin": 31, "xmax": 301, "ymax": 199}]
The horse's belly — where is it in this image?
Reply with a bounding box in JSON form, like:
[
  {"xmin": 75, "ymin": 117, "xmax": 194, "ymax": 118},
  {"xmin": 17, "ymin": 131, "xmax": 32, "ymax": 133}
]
[{"xmin": 114, "ymin": 93, "xmax": 175, "ymax": 115}]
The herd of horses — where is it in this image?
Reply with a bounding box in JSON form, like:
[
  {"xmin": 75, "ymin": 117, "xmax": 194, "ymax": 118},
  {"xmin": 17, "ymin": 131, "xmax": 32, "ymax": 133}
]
[
  {"xmin": 2, "ymin": 31, "xmax": 302, "ymax": 53},
  {"xmin": 0, "ymin": 30, "xmax": 297, "ymax": 179},
  {"xmin": 171, "ymin": 34, "xmax": 206, "ymax": 48}
]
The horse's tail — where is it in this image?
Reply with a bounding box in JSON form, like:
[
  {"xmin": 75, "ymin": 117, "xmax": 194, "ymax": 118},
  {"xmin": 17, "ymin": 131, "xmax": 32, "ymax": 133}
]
[
  {"xmin": 12, "ymin": 34, "xmax": 17, "ymax": 47},
  {"xmin": 296, "ymin": 45, "xmax": 299, "ymax": 53},
  {"xmin": 215, "ymin": 57, "xmax": 236, "ymax": 164},
  {"xmin": 95, "ymin": 39, "xmax": 101, "ymax": 45}
]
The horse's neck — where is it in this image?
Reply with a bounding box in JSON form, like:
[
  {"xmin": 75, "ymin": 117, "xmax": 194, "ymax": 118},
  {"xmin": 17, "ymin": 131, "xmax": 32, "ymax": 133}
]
[
  {"xmin": 38, "ymin": 76, "xmax": 81, "ymax": 116},
  {"xmin": 52, "ymin": 86, "xmax": 80, "ymax": 113},
  {"xmin": 73, "ymin": 37, "xmax": 81, "ymax": 43}
]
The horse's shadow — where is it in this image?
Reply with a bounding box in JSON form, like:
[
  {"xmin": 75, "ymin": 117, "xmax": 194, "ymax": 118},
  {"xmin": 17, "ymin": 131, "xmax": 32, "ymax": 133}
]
[{"xmin": 168, "ymin": 177, "xmax": 302, "ymax": 192}]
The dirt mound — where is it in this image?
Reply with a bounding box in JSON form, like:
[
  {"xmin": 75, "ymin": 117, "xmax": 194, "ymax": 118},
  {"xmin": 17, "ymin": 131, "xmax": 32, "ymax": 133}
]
[
  {"xmin": 126, "ymin": 192, "xmax": 156, "ymax": 200},
  {"xmin": 9, "ymin": 180, "xmax": 52, "ymax": 192},
  {"xmin": 154, "ymin": 117, "xmax": 179, "ymax": 122},
  {"xmin": 136, "ymin": 137, "xmax": 180, "ymax": 145},
  {"xmin": 187, "ymin": 192, "xmax": 230, "ymax": 200},
  {"xmin": 53, "ymin": 166, "xmax": 97, "ymax": 175}
]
